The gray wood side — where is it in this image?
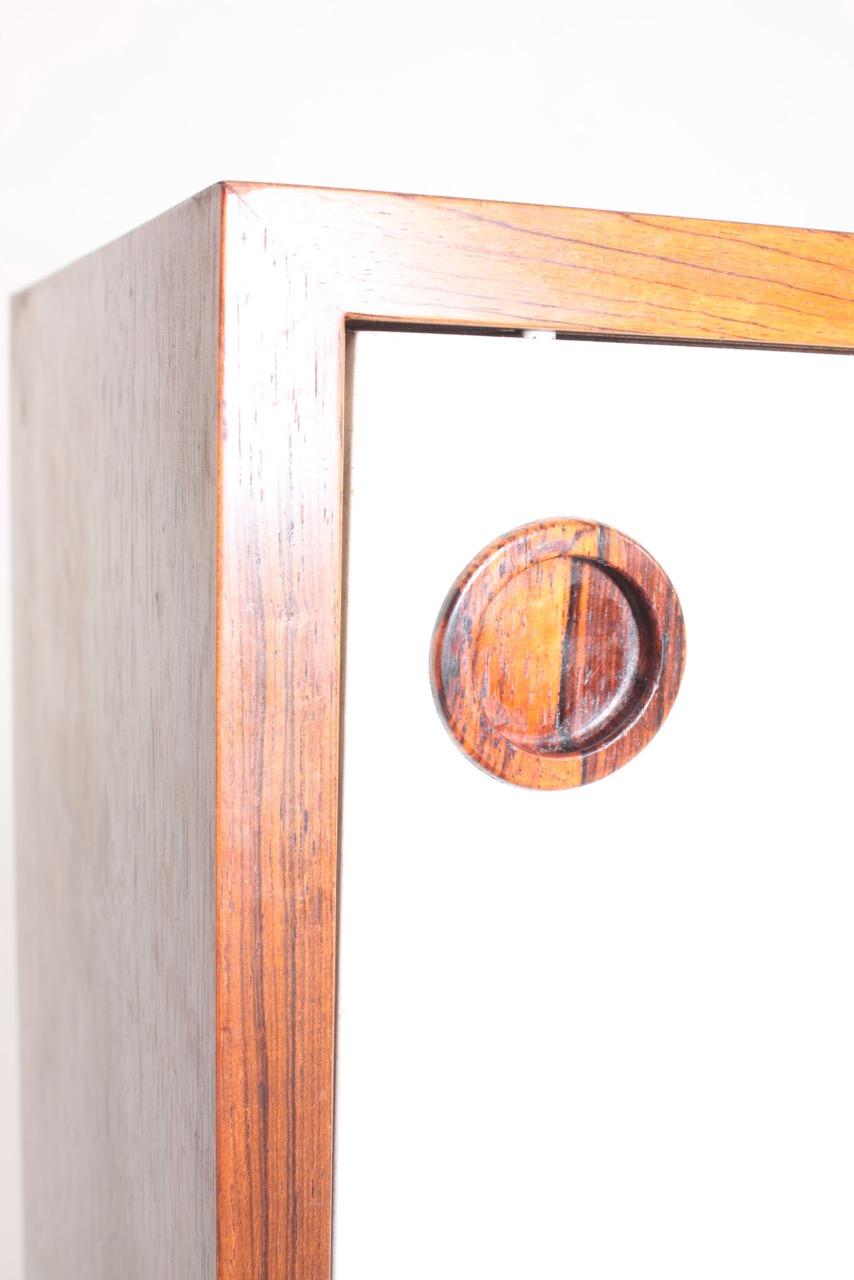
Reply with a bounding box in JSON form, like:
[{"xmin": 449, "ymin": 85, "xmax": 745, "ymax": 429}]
[{"xmin": 11, "ymin": 187, "xmax": 220, "ymax": 1279}]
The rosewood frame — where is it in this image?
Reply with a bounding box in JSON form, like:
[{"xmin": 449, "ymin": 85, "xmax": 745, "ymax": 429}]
[{"xmin": 216, "ymin": 183, "xmax": 854, "ymax": 1278}]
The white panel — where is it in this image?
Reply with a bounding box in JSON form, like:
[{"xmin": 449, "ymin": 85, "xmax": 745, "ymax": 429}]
[{"xmin": 335, "ymin": 333, "xmax": 854, "ymax": 1279}]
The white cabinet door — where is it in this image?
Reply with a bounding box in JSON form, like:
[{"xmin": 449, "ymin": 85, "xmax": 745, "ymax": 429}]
[{"xmin": 335, "ymin": 332, "xmax": 854, "ymax": 1279}]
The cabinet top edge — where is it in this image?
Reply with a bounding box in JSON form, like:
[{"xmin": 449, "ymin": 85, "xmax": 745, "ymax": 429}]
[
  {"xmin": 223, "ymin": 179, "xmax": 854, "ymax": 242},
  {"xmin": 12, "ymin": 178, "xmax": 854, "ymax": 307}
]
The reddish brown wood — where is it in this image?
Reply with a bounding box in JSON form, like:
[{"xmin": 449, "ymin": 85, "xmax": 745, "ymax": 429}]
[
  {"xmin": 217, "ymin": 191, "xmax": 343, "ymax": 1280},
  {"xmin": 214, "ymin": 183, "xmax": 854, "ymax": 1280},
  {"xmin": 430, "ymin": 519, "xmax": 685, "ymax": 788}
]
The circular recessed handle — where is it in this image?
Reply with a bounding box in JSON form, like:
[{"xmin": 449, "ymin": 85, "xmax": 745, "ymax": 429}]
[{"xmin": 430, "ymin": 518, "xmax": 685, "ymax": 789}]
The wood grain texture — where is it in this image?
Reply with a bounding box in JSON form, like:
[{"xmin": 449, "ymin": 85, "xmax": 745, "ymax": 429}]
[
  {"xmin": 430, "ymin": 519, "xmax": 685, "ymax": 788},
  {"xmin": 12, "ymin": 189, "xmax": 220, "ymax": 1279},
  {"xmin": 215, "ymin": 182, "xmax": 854, "ymax": 1280},
  {"xmin": 213, "ymin": 183, "xmax": 854, "ymax": 1280},
  {"xmin": 231, "ymin": 183, "xmax": 854, "ymax": 349},
  {"xmin": 14, "ymin": 182, "xmax": 854, "ymax": 1280},
  {"xmin": 216, "ymin": 190, "xmax": 344, "ymax": 1280}
]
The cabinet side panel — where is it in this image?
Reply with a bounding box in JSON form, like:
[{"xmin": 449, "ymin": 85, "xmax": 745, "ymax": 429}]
[{"xmin": 11, "ymin": 189, "xmax": 220, "ymax": 1279}]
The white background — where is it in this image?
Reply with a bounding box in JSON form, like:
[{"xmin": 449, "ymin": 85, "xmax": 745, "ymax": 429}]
[{"xmin": 2, "ymin": 1, "xmax": 854, "ymax": 1273}]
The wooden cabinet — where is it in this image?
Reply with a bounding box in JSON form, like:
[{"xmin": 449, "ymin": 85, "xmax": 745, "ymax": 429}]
[{"xmin": 12, "ymin": 184, "xmax": 854, "ymax": 1279}]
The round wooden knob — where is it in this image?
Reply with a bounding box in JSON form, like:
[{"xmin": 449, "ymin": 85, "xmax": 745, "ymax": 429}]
[{"xmin": 430, "ymin": 519, "xmax": 685, "ymax": 789}]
